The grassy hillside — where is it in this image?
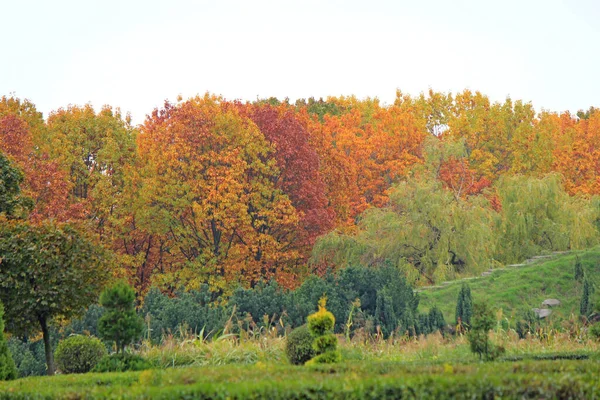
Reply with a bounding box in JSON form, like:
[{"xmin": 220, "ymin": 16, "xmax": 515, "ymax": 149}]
[{"xmin": 418, "ymin": 248, "xmax": 600, "ymax": 325}]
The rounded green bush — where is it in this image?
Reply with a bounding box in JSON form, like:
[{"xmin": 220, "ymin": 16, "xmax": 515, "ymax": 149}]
[
  {"xmin": 54, "ymin": 335, "xmax": 107, "ymax": 374},
  {"xmin": 285, "ymin": 325, "xmax": 315, "ymax": 365}
]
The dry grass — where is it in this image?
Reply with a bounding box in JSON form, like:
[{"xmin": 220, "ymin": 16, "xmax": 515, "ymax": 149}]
[{"xmin": 137, "ymin": 317, "xmax": 599, "ymax": 369}]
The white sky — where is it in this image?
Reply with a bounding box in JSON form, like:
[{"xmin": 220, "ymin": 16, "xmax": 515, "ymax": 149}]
[{"xmin": 2, "ymin": 0, "xmax": 599, "ymax": 124}]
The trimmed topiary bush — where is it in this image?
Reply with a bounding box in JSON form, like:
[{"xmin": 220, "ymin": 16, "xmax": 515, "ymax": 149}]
[
  {"xmin": 306, "ymin": 297, "xmax": 341, "ymax": 365},
  {"xmin": 0, "ymin": 302, "xmax": 17, "ymax": 380},
  {"xmin": 93, "ymin": 353, "xmax": 152, "ymax": 373},
  {"xmin": 54, "ymin": 335, "xmax": 107, "ymax": 374},
  {"xmin": 285, "ymin": 325, "xmax": 314, "ymax": 365}
]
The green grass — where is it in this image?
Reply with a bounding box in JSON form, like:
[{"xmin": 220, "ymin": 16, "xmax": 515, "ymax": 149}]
[
  {"xmin": 418, "ymin": 248, "xmax": 600, "ymax": 324},
  {"xmin": 3, "ymin": 358, "xmax": 600, "ymax": 399}
]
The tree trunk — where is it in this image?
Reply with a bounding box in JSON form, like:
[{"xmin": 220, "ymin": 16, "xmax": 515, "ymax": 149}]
[{"xmin": 39, "ymin": 315, "xmax": 55, "ymax": 375}]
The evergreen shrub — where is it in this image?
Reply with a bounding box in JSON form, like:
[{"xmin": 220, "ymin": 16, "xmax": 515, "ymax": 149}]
[
  {"xmin": 54, "ymin": 335, "xmax": 106, "ymax": 374},
  {"xmin": 285, "ymin": 325, "xmax": 314, "ymax": 365}
]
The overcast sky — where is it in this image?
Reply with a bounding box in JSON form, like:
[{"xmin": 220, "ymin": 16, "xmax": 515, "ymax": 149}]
[{"xmin": 2, "ymin": 0, "xmax": 599, "ymax": 124}]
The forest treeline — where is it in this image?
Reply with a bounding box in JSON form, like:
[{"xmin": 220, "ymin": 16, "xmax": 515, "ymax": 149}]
[{"xmin": 1, "ymin": 90, "xmax": 600, "ymax": 296}]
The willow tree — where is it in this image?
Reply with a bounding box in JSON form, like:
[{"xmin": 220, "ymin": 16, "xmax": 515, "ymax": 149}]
[
  {"xmin": 312, "ymin": 176, "xmax": 497, "ymax": 285},
  {"xmin": 495, "ymin": 174, "xmax": 600, "ymax": 263}
]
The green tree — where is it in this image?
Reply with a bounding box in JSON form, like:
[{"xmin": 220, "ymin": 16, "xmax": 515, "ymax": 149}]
[
  {"xmin": 467, "ymin": 301, "xmax": 503, "ymax": 361},
  {"xmin": 98, "ymin": 282, "xmax": 143, "ymax": 353},
  {"xmin": 496, "ymin": 174, "xmax": 599, "ymax": 263},
  {"xmin": 0, "ymin": 222, "xmax": 109, "ymax": 375},
  {"xmin": 0, "ymin": 302, "xmax": 17, "ymax": 380},
  {"xmin": 0, "ymin": 152, "xmax": 31, "ymax": 219},
  {"xmin": 456, "ymin": 283, "xmax": 473, "ymax": 328},
  {"xmin": 580, "ymin": 276, "xmax": 595, "ymax": 318},
  {"xmin": 574, "ymin": 256, "xmax": 584, "ymax": 282}
]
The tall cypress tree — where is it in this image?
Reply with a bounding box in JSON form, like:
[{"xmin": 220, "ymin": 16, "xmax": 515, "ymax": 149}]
[
  {"xmin": 0, "ymin": 302, "xmax": 17, "ymax": 380},
  {"xmin": 580, "ymin": 277, "xmax": 595, "ymax": 318},
  {"xmin": 455, "ymin": 283, "xmax": 473, "ymax": 328},
  {"xmin": 574, "ymin": 256, "xmax": 584, "ymax": 282}
]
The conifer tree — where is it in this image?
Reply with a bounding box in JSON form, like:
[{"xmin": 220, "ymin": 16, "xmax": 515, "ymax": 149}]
[
  {"xmin": 580, "ymin": 276, "xmax": 595, "ymax": 318},
  {"xmin": 456, "ymin": 283, "xmax": 473, "ymax": 328},
  {"xmin": 574, "ymin": 256, "xmax": 584, "ymax": 282},
  {"xmin": 306, "ymin": 297, "xmax": 341, "ymax": 365},
  {"xmin": 98, "ymin": 282, "xmax": 144, "ymax": 353}
]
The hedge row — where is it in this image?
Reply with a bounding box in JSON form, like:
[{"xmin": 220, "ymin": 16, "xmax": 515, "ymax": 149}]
[{"xmin": 2, "ymin": 360, "xmax": 600, "ymax": 399}]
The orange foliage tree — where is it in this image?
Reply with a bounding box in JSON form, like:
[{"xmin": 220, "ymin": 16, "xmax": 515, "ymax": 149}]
[{"xmin": 135, "ymin": 95, "xmax": 301, "ymax": 293}]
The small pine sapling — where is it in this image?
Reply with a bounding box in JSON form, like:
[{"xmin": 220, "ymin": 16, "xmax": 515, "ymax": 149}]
[
  {"xmin": 467, "ymin": 301, "xmax": 505, "ymax": 361},
  {"xmin": 98, "ymin": 282, "xmax": 144, "ymax": 354}
]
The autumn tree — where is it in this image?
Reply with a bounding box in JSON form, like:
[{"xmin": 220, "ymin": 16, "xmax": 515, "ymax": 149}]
[
  {"xmin": 0, "ymin": 98, "xmax": 77, "ymax": 222},
  {"xmin": 45, "ymin": 105, "xmax": 137, "ymax": 235},
  {"xmin": 0, "ymin": 221, "xmax": 110, "ymax": 375},
  {"xmin": 136, "ymin": 94, "xmax": 300, "ymax": 292},
  {"xmin": 298, "ymin": 96, "xmax": 425, "ymax": 228},
  {"xmin": 241, "ymin": 102, "xmax": 333, "ymax": 250}
]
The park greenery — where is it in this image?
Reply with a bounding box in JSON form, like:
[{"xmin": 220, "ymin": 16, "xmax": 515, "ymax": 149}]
[{"xmin": 1, "ymin": 91, "xmax": 600, "ymax": 397}]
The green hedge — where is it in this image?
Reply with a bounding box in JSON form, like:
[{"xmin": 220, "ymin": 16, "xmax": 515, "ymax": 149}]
[{"xmin": 2, "ymin": 360, "xmax": 600, "ymax": 399}]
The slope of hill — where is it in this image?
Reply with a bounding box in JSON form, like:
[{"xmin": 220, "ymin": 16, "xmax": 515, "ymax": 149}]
[{"xmin": 417, "ymin": 248, "xmax": 600, "ymax": 325}]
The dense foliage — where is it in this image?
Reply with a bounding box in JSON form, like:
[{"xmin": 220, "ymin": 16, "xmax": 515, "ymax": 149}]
[{"xmin": 2, "ymin": 92, "xmax": 600, "ymax": 296}]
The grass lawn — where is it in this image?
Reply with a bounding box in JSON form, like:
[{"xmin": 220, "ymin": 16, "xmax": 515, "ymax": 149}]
[
  {"xmin": 2, "ymin": 357, "xmax": 600, "ymax": 399},
  {"xmin": 418, "ymin": 248, "xmax": 600, "ymax": 324}
]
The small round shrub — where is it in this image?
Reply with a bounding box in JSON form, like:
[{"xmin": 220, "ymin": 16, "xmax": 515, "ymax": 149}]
[
  {"xmin": 285, "ymin": 325, "xmax": 314, "ymax": 365},
  {"xmin": 54, "ymin": 335, "xmax": 107, "ymax": 374},
  {"xmin": 93, "ymin": 353, "xmax": 152, "ymax": 373}
]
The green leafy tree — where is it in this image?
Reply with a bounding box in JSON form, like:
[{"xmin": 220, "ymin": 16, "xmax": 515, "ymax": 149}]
[
  {"xmin": 0, "ymin": 221, "xmax": 109, "ymax": 375},
  {"xmin": 0, "ymin": 302, "xmax": 17, "ymax": 380},
  {"xmin": 0, "ymin": 152, "xmax": 31, "ymax": 219},
  {"xmin": 98, "ymin": 282, "xmax": 144, "ymax": 353},
  {"xmin": 456, "ymin": 283, "xmax": 473, "ymax": 328}
]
